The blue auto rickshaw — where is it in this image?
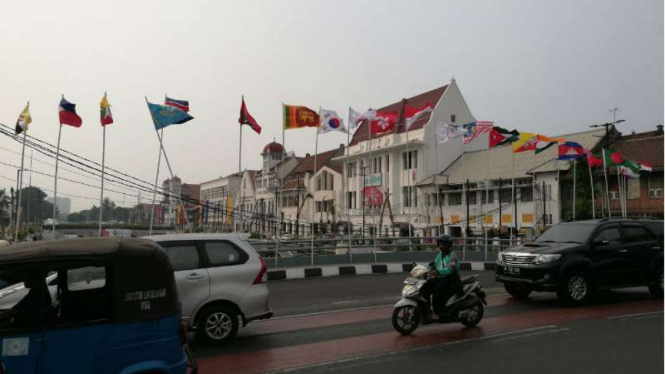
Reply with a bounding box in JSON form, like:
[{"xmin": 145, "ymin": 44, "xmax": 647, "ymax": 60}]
[{"xmin": 0, "ymin": 238, "xmax": 197, "ymax": 374}]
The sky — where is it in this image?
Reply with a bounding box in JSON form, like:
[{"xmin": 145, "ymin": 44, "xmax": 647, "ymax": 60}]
[{"xmin": 0, "ymin": 0, "xmax": 663, "ymax": 212}]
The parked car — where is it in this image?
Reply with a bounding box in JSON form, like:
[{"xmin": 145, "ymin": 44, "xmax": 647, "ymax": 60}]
[
  {"xmin": 0, "ymin": 238, "xmax": 196, "ymax": 374},
  {"xmin": 495, "ymin": 219, "xmax": 664, "ymax": 304},
  {"xmin": 144, "ymin": 233, "xmax": 272, "ymax": 344}
]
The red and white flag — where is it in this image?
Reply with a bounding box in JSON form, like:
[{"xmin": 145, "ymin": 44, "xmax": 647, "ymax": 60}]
[
  {"xmin": 405, "ymin": 102, "xmax": 434, "ymax": 129},
  {"xmin": 369, "ymin": 110, "xmax": 398, "ymax": 134},
  {"xmin": 639, "ymin": 161, "xmax": 653, "ymax": 172}
]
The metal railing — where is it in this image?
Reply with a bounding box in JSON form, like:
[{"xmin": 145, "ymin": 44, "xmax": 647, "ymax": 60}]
[{"xmin": 249, "ymin": 236, "xmax": 526, "ymax": 267}]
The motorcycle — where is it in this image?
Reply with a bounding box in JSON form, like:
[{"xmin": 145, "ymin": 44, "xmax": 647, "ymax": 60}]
[{"xmin": 392, "ymin": 263, "xmax": 488, "ymax": 335}]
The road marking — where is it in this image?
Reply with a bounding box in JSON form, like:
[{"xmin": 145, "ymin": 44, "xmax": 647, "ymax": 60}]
[
  {"xmin": 606, "ymin": 310, "xmax": 663, "ymax": 320},
  {"xmin": 261, "ymin": 304, "xmax": 396, "ymax": 322},
  {"xmin": 492, "ymin": 327, "xmax": 570, "ymax": 342},
  {"xmin": 265, "ymin": 325, "xmax": 561, "ymax": 374}
]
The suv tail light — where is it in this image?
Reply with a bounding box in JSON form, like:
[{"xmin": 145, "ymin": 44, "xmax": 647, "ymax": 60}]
[{"xmin": 253, "ymin": 256, "xmax": 268, "ymax": 284}]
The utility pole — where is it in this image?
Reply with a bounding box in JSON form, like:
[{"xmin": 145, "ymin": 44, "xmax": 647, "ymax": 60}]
[
  {"xmin": 465, "ymin": 179, "xmax": 470, "ymax": 235},
  {"xmin": 542, "ymin": 181, "xmax": 547, "ymax": 231}
]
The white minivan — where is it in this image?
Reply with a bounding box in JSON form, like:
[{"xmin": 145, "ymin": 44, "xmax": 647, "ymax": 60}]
[{"xmin": 144, "ymin": 233, "xmax": 272, "ymax": 343}]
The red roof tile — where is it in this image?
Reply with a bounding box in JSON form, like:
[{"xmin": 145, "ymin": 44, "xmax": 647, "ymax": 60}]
[
  {"xmin": 281, "ymin": 146, "xmax": 345, "ymax": 190},
  {"xmin": 350, "ymin": 85, "xmax": 447, "ymax": 146},
  {"xmin": 612, "ymin": 132, "xmax": 664, "ymax": 171}
]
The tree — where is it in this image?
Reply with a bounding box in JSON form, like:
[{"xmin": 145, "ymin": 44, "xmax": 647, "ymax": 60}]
[
  {"xmin": 0, "ymin": 188, "xmax": 10, "ymax": 238},
  {"xmin": 18, "ymin": 186, "xmax": 55, "ymax": 226}
]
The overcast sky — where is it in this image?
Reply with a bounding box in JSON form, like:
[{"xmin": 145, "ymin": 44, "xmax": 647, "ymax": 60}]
[{"xmin": 1, "ymin": 0, "xmax": 663, "ymax": 212}]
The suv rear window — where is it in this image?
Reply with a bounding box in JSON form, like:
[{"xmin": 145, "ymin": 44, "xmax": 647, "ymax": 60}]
[
  {"xmin": 204, "ymin": 242, "xmax": 247, "ymax": 266},
  {"xmin": 161, "ymin": 244, "xmax": 201, "ymax": 271}
]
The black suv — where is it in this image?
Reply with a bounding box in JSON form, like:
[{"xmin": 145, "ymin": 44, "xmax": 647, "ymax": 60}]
[{"xmin": 495, "ymin": 219, "xmax": 664, "ymax": 304}]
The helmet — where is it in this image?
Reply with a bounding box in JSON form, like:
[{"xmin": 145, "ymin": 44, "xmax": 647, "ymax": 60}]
[{"xmin": 436, "ymin": 234, "xmax": 452, "ymax": 245}]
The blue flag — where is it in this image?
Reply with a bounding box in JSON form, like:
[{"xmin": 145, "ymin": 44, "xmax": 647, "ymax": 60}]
[{"xmin": 147, "ymin": 102, "xmax": 194, "ymax": 130}]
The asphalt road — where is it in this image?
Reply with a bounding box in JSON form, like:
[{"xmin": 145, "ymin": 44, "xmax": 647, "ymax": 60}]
[{"xmin": 189, "ymin": 271, "xmax": 664, "ymax": 374}]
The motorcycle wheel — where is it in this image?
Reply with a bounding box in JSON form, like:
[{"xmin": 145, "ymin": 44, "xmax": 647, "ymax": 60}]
[
  {"xmin": 392, "ymin": 305, "xmax": 420, "ymax": 335},
  {"xmin": 460, "ymin": 299, "xmax": 484, "ymax": 328}
]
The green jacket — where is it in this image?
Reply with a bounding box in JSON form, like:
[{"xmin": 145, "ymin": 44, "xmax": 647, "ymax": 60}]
[{"xmin": 431, "ymin": 251, "xmax": 458, "ymax": 276}]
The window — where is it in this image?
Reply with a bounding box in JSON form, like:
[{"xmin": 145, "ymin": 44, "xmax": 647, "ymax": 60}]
[
  {"xmin": 403, "ymin": 186, "xmax": 412, "ymax": 207},
  {"xmin": 519, "ymin": 187, "xmax": 531, "ymax": 202},
  {"xmin": 347, "ymin": 191, "xmax": 357, "ymax": 209},
  {"xmin": 627, "ymin": 178, "xmax": 640, "ymax": 199},
  {"xmin": 386, "ymin": 155, "xmax": 390, "ymax": 173},
  {"xmin": 402, "ymin": 151, "xmax": 417, "ymax": 170},
  {"xmin": 449, "ymin": 192, "xmax": 462, "ymax": 206},
  {"xmin": 648, "ymin": 174, "xmax": 663, "ymax": 199},
  {"xmin": 481, "ymin": 190, "xmax": 494, "ymax": 204},
  {"xmin": 595, "ymin": 227, "xmax": 621, "ymax": 243},
  {"xmin": 450, "ymin": 114, "xmax": 456, "ymax": 123},
  {"xmin": 500, "ymin": 189, "xmax": 514, "ymax": 203},
  {"xmin": 205, "ymin": 242, "xmax": 246, "ymax": 266},
  {"xmin": 623, "ymin": 226, "xmax": 655, "ymax": 243},
  {"xmin": 67, "ymin": 266, "xmax": 106, "ymax": 291},
  {"xmin": 468, "ymin": 191, "xmax": 477, "ymax": 205},
  {"xmin": 161, "ymin": 243, "xmax": 200, "ymax": 271},
  {"xmin": 347, "ymin": 162, "xmax": 356, "ymax": 177},
  {"xmin": 609, "ymin": 191, "xmax": 621, "ymax": 200},
  {"xmin": 373, "ymin": 157, "xmax": 382, "ymax": 173}
]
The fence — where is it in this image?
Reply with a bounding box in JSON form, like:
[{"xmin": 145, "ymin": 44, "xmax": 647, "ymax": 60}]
[{"xmin": 250, "ymin": 236, "xmax": 525, "ymax": 268}]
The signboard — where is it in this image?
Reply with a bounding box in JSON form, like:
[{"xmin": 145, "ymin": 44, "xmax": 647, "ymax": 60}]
[
  {"xmin": 363, "ymin": 186, "xmax": 384, "ymax": 207},
  {"xmin": 364, "ymin": 173, "xmax": 382, "ymax": 187}
]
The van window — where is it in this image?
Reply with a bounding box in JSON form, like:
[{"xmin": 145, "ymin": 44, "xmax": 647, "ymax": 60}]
[
  {"xmin": 161, "ymin": 244, "xmax": 201, "ymax": 271},
  {"xmin": 0, "ymin": 269, "xmax": 53, "ymax": 329},
  {"xmin": 623, "ymin": 226, "xmax": 655, "ymax": 243},
  {"xmin": 58, "ymin": 265, "xmax": 110, "ymax": 323},
  {"xmin": 204, "ymin": 242, "xmax": 246, "ymax": 266},
  {"xmin": 67, "ymin": 266, "xmax": 105, "ymax": 291}
]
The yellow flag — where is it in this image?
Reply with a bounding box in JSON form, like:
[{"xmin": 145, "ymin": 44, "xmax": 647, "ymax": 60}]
[
  {"xmin": 15, "ymin": 103, "xmax": 32, "ymax": 135},
  {"xmin": 512, "ymin": 133, "xmax": 537, "ymax": 153}
]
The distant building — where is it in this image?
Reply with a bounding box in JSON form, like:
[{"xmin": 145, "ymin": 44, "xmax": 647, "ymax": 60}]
[
  {"xmin": 47, "ymin": 196, "xmax": 71, "ymax": 220},
  {"xmin": 200, "ymin": 172, "xmax": 243, "ymax": 230}
]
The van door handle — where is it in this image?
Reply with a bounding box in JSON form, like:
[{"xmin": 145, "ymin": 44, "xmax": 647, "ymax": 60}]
[
  {"xmin": 619, "ymin": 249, "xmax": 628, "ymax": 253},
  {"xmin": 186, "ymin": 273, "xmax": 204, "ymax": 280}
]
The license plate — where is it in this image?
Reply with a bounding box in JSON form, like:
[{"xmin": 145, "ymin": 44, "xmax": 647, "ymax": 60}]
[{"xmin": 506, "ymin": 266, "xmax": 520, "ymax": 275}]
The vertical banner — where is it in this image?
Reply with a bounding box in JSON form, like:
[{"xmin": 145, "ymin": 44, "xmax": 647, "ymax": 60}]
[{"xmin": 226, "ymin": 196, "xmax": 233, "ymax": 225}]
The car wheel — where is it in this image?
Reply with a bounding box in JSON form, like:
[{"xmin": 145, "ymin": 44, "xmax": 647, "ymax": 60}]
[
  {"xmin": 198, "ymin": 305, "xmax": 239, "ymax": 344},
  {"xmin": 558, "ymin": 271, "xmax": 593, "ymax": 305},
  {"xmin": 648, "ymin": 268, "xmax": 664, "ymax": 298},
  {"xmin": 504, "ymin": 282, "xmax": 533, "ymax": 299}
]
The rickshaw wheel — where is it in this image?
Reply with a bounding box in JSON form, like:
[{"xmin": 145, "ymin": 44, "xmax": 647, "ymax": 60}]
[{"xmin": 198, "ymin": 305, "xmax": 239, "ymax": 344}]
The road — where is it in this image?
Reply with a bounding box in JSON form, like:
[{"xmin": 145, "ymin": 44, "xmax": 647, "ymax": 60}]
[{"xmin": 190, "ymin": 271, "xmax": 664, "ymax": 374}]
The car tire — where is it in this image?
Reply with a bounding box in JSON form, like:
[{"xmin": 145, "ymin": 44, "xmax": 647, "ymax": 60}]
[
  {"xmin": 504, "ymin": 282, "xmax": 533, "ymax": 299},
  {"xmin": 648, "ymin": 268, "xmax": 664, "ymax": 298},
  {"xmin": 198, "ymin": 305, "xmax": 239, "ymax": 344},
  {"xmin": 558, "ymin": 271, "xmax": 593, "ymax": 305}
]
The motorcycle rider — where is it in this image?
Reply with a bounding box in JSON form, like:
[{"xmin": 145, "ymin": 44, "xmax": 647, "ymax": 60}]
[{"xmin": 421, "ymin": 234, "xmax": 460, "ymax": 317}]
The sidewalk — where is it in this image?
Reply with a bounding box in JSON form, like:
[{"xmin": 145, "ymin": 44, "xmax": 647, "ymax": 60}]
[{"xmin": 267, "ymin": 261, "xmax": 497, "ymax": 281}]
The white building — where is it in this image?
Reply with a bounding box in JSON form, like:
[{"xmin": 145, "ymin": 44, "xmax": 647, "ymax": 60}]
[
  {"xmin": 199, "ymin": 172, "xmax": 242, "ymax": 230},
  {"xmin": 334, "ymin": 79, "xmax": 480, "ymax": 236},
  {"xmin": 420, "ymin": 128, "xmax": 606, "ymax": 237},
  {"xmin": 47, "ymin": 196, "xmax": 71, "ymax": 220}
]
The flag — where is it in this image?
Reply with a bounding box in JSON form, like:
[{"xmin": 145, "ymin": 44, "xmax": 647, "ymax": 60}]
[
  {"xmin": 586, "ymin": 150, "xmax": 603, "ymax": 168},
  {"xmin": 512, "ymin": 133, "xmax": 537, "ymax": 153},
  {"xmin": 601, "ymin": 149, "xmax": 623, "ymax": 167},
  {"xmin": 59, "ymin": 96, "xmax": 83, "ymax": 127},
  {"xmin": 489, "ymin": 126, "xmax": 519, "ymax": 147},
  {"xmin": 404, "ymin": 102, "xmax": 434, "ymax": 129},
  {"xmin": 639, "ymin": 161, "xmax": 652, "ymax": 172},
  {"xmin": 436, "ymin": 122, "xmax": 463, "ymax": 144},
  {"xmin": 100, "ymin": 94, "xmax": 113, "ymax": 126},
  {"xmin": 462, "ymin": 121, "xmax": 493, "ymax": 145},
  {"xmin": 319, "ymin": 109, "xmax": 346, "ymax": 133},
  {"xmin": 147, "ymin": 101, "xmax": 194, "ymax": 130},
  {"xmin": 558, "ymin": 141, "xmax": 585, "ymax": 160},
  {"xmin": 348, "ymin": 107, "xmax": 363, "ymax": 130},
  {"xmin": 620, "ymin": 166, "xmax": 640, "ymax": 178},
  {"xmin": 239, "ymin": 97, "xmax": 261, "ymax": 134},
  {"xmin": 283, "ymin": 105, "xmax": 319, "ymax": 129},
  {"xmin": 370, "ymin": 111, "xmax": 398, "ymax": 134},
  {"xmin": 535, "ymin": 135, "xmax": 565, "ymax": 154},
  {"xmin": 15, "ymin": 103, "xmax": 32, "ymax": 135},
  {"xmin": 622, "ymin": 159, "xmax": 640, "ymax": 174},
  {"xmin": 165, "ymin": 96, "xmax": 190, "ymax": 112}
]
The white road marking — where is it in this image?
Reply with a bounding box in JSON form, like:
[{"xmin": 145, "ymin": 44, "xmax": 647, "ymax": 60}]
[
  {"xmin": 492, "ymin": 327, "xmax": 570, "ymax": 342},
  {"xmin": 606, "ymin": 311, "xmax": 663, "ymax": 320}
]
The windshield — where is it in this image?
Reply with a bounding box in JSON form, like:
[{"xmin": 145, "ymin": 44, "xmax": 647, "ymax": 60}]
[{"xmin": 536, "ymin": 224, "xmax": 595, "ymax": 244}]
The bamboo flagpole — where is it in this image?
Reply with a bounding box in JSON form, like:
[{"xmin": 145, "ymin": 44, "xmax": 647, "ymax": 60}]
[{"xmin": 148, "ymin": 130, "xmax": 164, "ymax": 235}]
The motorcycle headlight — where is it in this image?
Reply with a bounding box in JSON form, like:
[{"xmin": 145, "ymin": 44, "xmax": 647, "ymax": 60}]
[
  {"xmin": 496, "ymin": 253, "xmax": 503, "ymax": 265},
  {"xmin": 533, "ymin": 254, "xmax": 561, "ymax": 265},
  {"xmin": 401, "ymin": 284, "xmax": 422, "ymax": 298}
]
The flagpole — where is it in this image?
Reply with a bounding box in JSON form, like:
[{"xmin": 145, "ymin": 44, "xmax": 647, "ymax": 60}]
[
  {"xmin": 368, "ymin": 110, "xmax": 376, "ymax": 251},
  {"xmin": 406, "ymin": 118, "xmax": 413, "ymax": 251},
  {"xmin": 587, "ymin": 154, "xmax": 596, "ymax": 218},
  {"xmin": 346, "ymin": 109, "xmax": 352, "ymax": 258},
  {"xmin": 485, "ymin": 142, "xmax": 490, "ymax": 260},
  {"xmin": 238, "ymin": 99, "xmax": 244, "ymax": 232},
  {"xmin": 98, "ymin": 124, "xmax": 107, "ymax": 236},
  {"xmin": 435, "ymin": 128, "xmax": 441, "ymax": 235},
  {"xmin": 511, "ymin": 150, "xmax": 516, "ymax": 246},
  {"xmin": 602, "ymin": 148, "xmax": 612, "ymax": 217},
  {"xmin": 148, "ymin": 129, "xmax": 163, "ymax": 236},
  {"xmin": 311, "ymin": 122, "xmax": 319, "ymax": 266},
  {"xmin": 27, "ymin": 149, "xmax": 33, "ymax": 227},
  {"xmin": 461, "ymin": 139, "xmax": 466, "ymax": 259},
  {"xmin": 52, "ymin": 121, "xmax": 63, "ymax": 237},
  {"xmin": 572, "ymin": 159, "xmax": 576, "ymax": 220},
  {"xmin": 14, "ymin": 127, "xmax": 28, "ymax": 243},
  {"xmin": 616, "ymin": 167, "xmax": 623, "ymax": 218}
]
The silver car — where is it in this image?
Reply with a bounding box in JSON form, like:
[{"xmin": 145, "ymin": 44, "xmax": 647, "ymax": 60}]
[{"xmin": 144, "ymin": 233, "xmax": 272, "ymax": 344}]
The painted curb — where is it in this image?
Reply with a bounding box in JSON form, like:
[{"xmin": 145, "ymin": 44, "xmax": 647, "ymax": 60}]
[{"xmin": 267, "ymin": 262, "xmax": 496, "ymax": 281}]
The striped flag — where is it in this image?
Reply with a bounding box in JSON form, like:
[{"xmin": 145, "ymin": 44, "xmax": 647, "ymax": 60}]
[
  {"xmin": 165, "ymin": 96, "xmax": 190, "ymax": 112},
  {"xmin": 462, "ymin": 121, "xmax": 493, "ymax": 145}
]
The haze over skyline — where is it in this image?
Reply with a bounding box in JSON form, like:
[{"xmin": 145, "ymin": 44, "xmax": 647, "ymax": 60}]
[{"xmin": 1, "ymin": 0, "xmax": 663, "ymax": 212}]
